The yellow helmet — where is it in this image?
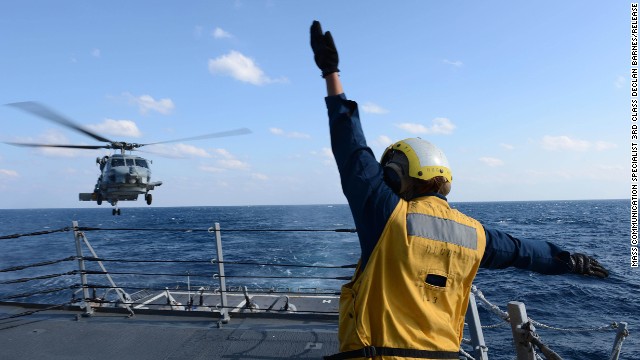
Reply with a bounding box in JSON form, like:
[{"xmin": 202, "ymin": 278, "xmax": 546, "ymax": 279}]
[{"xmin": 380, "ymin": 138, "xmax": 452, "ymax": 193}]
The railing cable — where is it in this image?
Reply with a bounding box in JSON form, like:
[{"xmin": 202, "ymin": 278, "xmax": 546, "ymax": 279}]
[
  {"xmin": 0, "ymin": 271, "xmax": 77, "ymax": 285},
  {"xmin": 0, "ymin": 256, "xmax": 76, "ymax": 273},
  {"xmin": 0, "ymin": 285, "xmax": 79, "ymax": 301},
  {"xmin": 76, "ymin": 226, "xmax": 356, "ymax": 233},
  {"xmin": 79, "ymin": 269, "xmax": 351, "ymax": 281},
  {"xmin": 81, "ymin": 256, "xmax": 357, "ymax": 269},
  {"xmin": 0, "ymin": 227, "xmax": 71, "ymax": 240}
]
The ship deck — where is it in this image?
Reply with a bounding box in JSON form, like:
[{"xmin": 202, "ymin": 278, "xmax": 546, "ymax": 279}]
[{"xmin": 0, "ymin": 301, "xmax": 339, "ymax": 359}]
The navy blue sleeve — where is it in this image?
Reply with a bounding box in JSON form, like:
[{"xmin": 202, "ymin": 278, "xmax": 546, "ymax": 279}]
[
  {"xmin": 325, "ymin": 94, "xmax": 400, "ymax": 269},
  {"xmin": 481, "ymin": 227, "xmax": 572, "ymax": 274}
]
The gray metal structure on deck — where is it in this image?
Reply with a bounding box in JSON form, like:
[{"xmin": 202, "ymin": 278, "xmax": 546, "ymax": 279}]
[{"xmin": 0, "ymin": 302, "xmax": 339, "ymax": 359}]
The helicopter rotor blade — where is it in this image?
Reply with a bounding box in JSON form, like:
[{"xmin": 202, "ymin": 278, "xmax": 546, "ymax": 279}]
[
  {"xmin": 140, "ymin": 127, "xmax": 252, "ymax": 146},
  {"xmin": 6, "ymin": 101, "xmax": 114, "ymax": 143},
  {"xmin": 4, "ymin": 142, "xmax": 108, "ymax": 150}
]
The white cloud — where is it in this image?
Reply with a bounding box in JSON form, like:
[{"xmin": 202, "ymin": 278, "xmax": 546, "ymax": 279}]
[
  {"xmin": 0, "ymin": 169, "xmax": 19, "ymax": 177},
  {"xmin": 218, "ymin": 158, "xmax": 249, "ymax": 170},
  {"xmin": 87, "ymin": 119, "xmax": 141, "ymax": 138},
  {"xmin": 146, "ymin": 143, "xmax": 211, "ymax": 158},
  {"xmin": 396, "ymin": 117, "xmax": 455, "ymax": 135},
  {"xmin": 171, "ymin": 144, "xmax": 211, "ymax": 157},
  {"xmin": 212, "ymin": 27, "xmax": 232, "ymax": 39},
  {"xmin": 443, "ymin": 59, "xmax": 463, "ymax": 67},
  {"xmin": 208, "ymin": 50, "xmax": 286, "ymax": 85},
  {"xmin": 251, "ymin": 173, "xmax": 268, "ymax": 180},
  {"xmin": 209, "ymin": 148, "xmax": 250, "ymax": 170},
  {"xmin": 479, "ymin": 157, "xmax": 504, "ymax": 167},
  {"xmin": 199, "ymin": 165, "xmax": 224, "ymax": 173},
  {"xmin": 500, "ymin": 143, "xmax": 515, "ymax": 150},
  {"xmin": 309, "ymin": 147, "xmax": 335, "ymax": 166},
  {"xmin": 197, "ymin": 149, "xmax": 251, "ymax": 173},
  {"xmin": 34, "ymin": 130, "xmax": 85, "ymax": 157},
  {"xmin": 595, "ymin": 141, "xmax": 617, "ymax": 151},
  {"xmin": 361, "ymin": 102, "xmax": 389, "ymax": 114},
  {"xmin": 124, "ymin": 93, "xmax": 175, "ymax": 115},
  {"xmin": 212, "ymin": 148, "xmax": 235, "ymax": 159},
  {"xmin": 541, "ymin": 135, "xmax": 591, "ymax": 152},
  {"xmin": 91, "ymin": 48, "xmax": 101, "ymax": 58},
  {"xmin": 269, "ymin": 127, "xmax": 311, "ymax": 139},
  {"xmin": 375, "ymin": 135, "xmax": 393, "ymax": 148},
  {"xmin": 615, "ymin": 75, "xmax": 625, "ymax": 89}
]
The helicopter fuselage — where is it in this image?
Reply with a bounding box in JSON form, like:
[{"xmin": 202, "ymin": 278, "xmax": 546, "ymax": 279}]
[{"xmin": 79, "ymin": 154, "xmax": 162, "ymax": 209}]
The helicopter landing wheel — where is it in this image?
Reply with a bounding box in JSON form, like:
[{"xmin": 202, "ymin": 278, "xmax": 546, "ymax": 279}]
[
  {"xmin": 145, "ymin": 193, "xmax": 152, "ymax": 205},
  {"xmin": 96, "ymin": 193, "xmax": 102, "ymax": 205},
  {"xmin": 112, "ymin": 208, "xmax": 121, "ymax": 216}
]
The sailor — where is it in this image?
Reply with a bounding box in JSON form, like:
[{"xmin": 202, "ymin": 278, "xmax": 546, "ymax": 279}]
[{"xmin": 309, "ymin": 20, "xmax": 608, "ymax": 360}]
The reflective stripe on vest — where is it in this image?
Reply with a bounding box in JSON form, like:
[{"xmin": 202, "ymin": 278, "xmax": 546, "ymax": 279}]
[{"xmin": 407, "ymin": 213, "xmax": 478, "ymax": 250}]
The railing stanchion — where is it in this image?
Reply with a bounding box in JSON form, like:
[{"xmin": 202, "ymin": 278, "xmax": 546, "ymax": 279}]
[
  {"xmin": 508, "ymin": 301, "xmax": 536, "ymax": 360},
  {"xmin": 465, "ymin": 292, "xmax": 489, "ymax": 360},
  {"xmin": 213, "ymin": 222, "xmax": 230, "ymax": 323},
  {"xmin": 72, "ymin": 221, "xmax": 93, "ymax": 316},
  {"xmin": 608, "ymin": 321, "xmax": 628, "ymax": 360}
]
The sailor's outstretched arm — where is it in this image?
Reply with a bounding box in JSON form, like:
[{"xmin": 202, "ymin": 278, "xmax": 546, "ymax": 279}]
[{"xmin": 480, "ymin": 227, "xmax": 609, "ymax": 278}]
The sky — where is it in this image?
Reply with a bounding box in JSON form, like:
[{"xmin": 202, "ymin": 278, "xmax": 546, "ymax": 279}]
[{"xmin": 0, "ymin": 1, "xmax": 630, "ymax": 209}]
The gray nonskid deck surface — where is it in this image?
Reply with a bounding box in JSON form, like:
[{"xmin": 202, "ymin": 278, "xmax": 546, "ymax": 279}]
[{"xmin": 0, "ymin": 304, "xmax": 339, "ymax": 360}]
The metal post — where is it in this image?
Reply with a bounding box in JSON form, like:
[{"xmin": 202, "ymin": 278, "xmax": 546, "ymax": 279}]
[
  {"xmin": 507, "ymin": 301, "xmax": 536, "ymax": 360},
  {"xmin": 609, "ymin": 322, "xmax": 629, "ymax": 360},
  {"xmin": 465, "ymin": 293, "xmax": 489, "ymax": 360},
  {"xmin": 72, "ymin": 221, "xmax": 93, "ymax": 316},
  {"xmin": 78, "ymin": 230, "xmax": 134, "ymax": 316},
  {"xmin": 213, "ymin": 222, "xmax": 230, "ymax": 323}
]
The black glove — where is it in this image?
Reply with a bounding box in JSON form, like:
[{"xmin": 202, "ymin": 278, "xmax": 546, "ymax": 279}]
[
  {"xmin": 569, "ymin": 253, "xmax": 609, "ymax": 278},
  {"xmin": 310, "ymin": 20, "xmax": 339, "ymax": 78}
]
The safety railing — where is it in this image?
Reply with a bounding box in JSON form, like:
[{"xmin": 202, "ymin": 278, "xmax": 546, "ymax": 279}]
[{"xmin": 0, "ymin": 221, "xmax": 631, "ymax": 360}]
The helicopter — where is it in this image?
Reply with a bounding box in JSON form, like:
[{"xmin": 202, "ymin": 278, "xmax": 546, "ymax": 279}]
[{"xmin": 4, "ymin": 101, "xmax": 251, "ymax": 215}]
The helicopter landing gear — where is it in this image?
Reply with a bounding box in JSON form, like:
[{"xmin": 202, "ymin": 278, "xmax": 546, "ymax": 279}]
[
  {"xmin": 145, "ymin": 193, "xmax": 152, "ymax": 205},
  {"xmin": 96, "ymin": 193, "xmax": 103, "ymax": 205},
  {"xmin": 112, "ymin": 208, "xmax": 121, "ymax": 216}
]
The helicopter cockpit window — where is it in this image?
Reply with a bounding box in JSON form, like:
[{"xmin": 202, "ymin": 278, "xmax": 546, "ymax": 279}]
[
  {"xmin": 136, "ymin": 159, "xmax": 149, "ymax": 168},
  {"xmin": 126, "ymin": 158, "xmax": 135, "ymax": 166},
  {"xmin": 111, "ymin": 158, "xmax": 125, "ymax": 167}
]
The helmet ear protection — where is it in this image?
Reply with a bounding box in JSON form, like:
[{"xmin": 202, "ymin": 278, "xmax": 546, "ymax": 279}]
[{"xmin": 381, "ymin": 150, "xmax": 410, "ymax": 195}]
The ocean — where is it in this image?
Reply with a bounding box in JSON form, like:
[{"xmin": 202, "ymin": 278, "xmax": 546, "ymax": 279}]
[{"xmin": 0, "ymin": 200, "xmax": 637, "ymax": 359}]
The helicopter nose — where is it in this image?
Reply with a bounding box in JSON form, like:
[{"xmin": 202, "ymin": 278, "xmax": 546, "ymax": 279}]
[{"xmin": 126, "ymin": 169, "xmax": 140, "ymax": 184}]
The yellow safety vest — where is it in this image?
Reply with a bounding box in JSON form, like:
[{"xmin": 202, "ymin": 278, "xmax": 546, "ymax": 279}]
[{"xmin": 338, "ymin": 196, "xmax": 487, "ymax": 358}]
